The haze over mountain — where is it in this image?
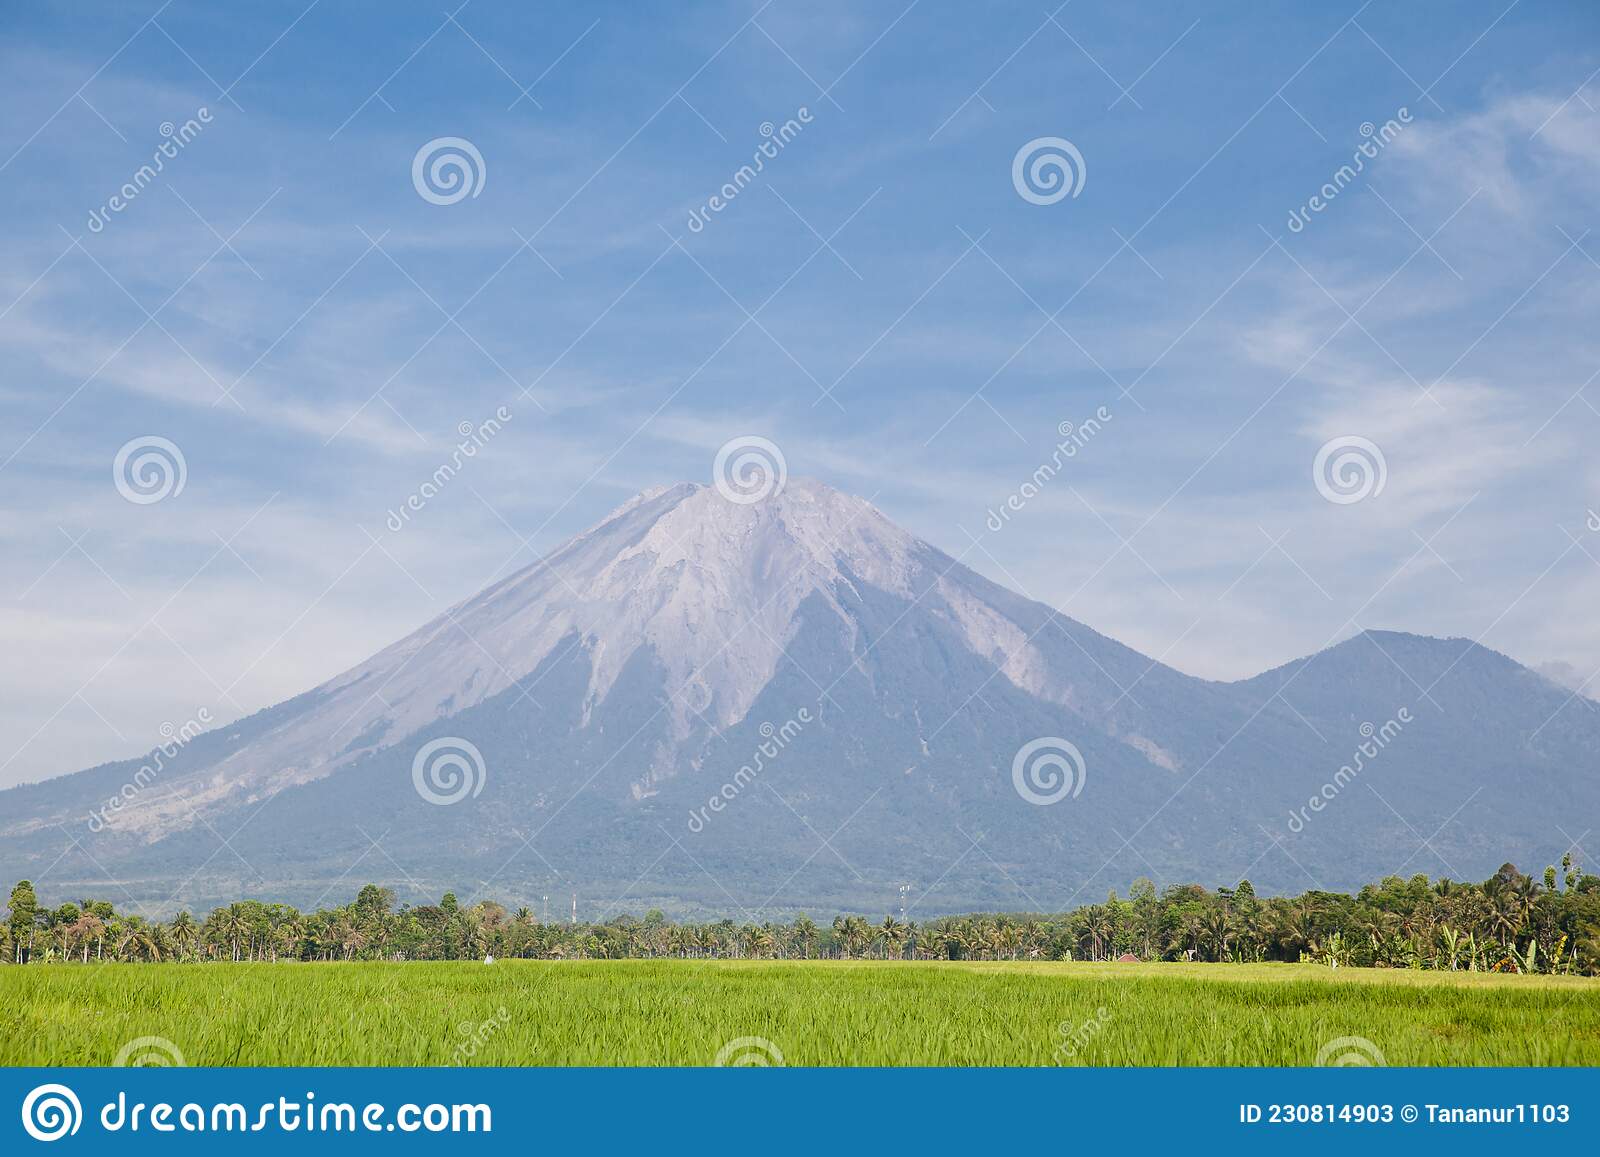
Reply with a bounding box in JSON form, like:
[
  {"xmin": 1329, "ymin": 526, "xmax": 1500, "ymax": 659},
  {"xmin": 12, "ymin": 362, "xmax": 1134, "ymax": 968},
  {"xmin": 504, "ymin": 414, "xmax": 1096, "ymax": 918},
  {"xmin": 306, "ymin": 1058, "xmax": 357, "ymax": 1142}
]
[{"xmin": 1, "ymin": 478, "xmax": 1594, "ymax": 917}]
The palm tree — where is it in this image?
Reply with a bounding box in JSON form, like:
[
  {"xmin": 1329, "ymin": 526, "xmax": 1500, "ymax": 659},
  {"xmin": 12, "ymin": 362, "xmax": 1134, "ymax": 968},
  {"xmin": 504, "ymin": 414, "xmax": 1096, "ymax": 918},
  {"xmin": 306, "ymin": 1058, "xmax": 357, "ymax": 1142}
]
[
  {"xmin": 971, "ymin": 919, "xmax": 999, "ymax": 961},
  {"xmin": 856, "ymin": 916, "xmax": 874, "ymax": 956},
  {"xmin": 1170, "ymin": 909, "xmax": 1203, "ymax": 960},
  {"xmin": 66, "ymin": 913, "xmax": 103, "ymax": 964},
  {"xmin": 1276, "ymin": 897, "xmax": 1319, "ymax": 961},
  {"xmin": 950, "ymin": 921, "xmax": 977, "ymax": 961},
  {"xmin": 1200, "ymin": 907, "xmax": 1234, "ymax": 962},
  {"xmin": 116, "ymin": 921, "xmax": 161, "ymax": 962},
  {"xmin": 792, "ymin": 914, "xmax": 818, "ymax": 959},
  {"xmin": 275, "ymin": 917, "xmax": 304, "ymax": 962},
  {"xmin": 835, "ymin": 915, "xmax": 869, "ymax": 958},
  {"xmin": 879, "ymin": 916, "xmax": 906, "ymax": 960},
  {"xmin": 169, "ymin": 912, "xmax": 198, "ymax": 962},
  {"xmin": 657, "ymin": 925, "xmax": 682, "ymax": 959},
  {"xmin": 1084, "ymin": 906, "xmax": 1113, "ymax": 961},
  {"xmin": 743, "ymin": 925, "xmax": 774, "ymax": 958},
  {"xmin": 220, "ymin": 904, "xmax": 249, "ymax": 962},
  {"xmin": 1020, "ymin": 921, "xmax": 1048, "ymax": 959}
]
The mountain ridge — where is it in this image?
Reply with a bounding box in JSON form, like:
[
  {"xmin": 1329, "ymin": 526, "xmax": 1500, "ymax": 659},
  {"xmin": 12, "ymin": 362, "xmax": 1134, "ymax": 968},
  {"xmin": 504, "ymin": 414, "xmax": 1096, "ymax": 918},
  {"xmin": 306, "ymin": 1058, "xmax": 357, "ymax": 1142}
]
[{"xmin": 1, "ymin": 478, "xmax": 1594, "ymax": 916}]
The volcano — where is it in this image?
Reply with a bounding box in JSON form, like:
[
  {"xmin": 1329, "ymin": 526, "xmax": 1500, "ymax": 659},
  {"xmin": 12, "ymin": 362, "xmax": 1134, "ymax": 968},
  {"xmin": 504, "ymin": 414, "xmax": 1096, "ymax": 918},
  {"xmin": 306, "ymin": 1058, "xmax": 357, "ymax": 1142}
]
[{"xmin": 1, "ymin": 478, "xmax": 1595, "ymax": 916}]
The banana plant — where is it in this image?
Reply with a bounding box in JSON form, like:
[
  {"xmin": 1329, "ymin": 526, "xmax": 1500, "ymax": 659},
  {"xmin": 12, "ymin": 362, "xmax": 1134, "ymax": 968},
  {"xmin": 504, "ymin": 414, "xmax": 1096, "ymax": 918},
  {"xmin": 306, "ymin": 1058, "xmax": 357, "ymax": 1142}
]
[
  {"xmin": 1438, "ymin": 925, "xmax": 1461, "ymax": 970},
  {"xmin": 1506, "ymin": 937, "xmax": 1539, "ymax": 974}
]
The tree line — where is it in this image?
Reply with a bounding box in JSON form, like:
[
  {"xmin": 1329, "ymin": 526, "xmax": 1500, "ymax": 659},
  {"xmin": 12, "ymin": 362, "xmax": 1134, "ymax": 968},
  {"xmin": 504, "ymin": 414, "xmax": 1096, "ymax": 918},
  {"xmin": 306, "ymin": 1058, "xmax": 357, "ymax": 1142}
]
[{"xmin": 6, "ymin": 856, "xmax": 1598, "ymax": 973}]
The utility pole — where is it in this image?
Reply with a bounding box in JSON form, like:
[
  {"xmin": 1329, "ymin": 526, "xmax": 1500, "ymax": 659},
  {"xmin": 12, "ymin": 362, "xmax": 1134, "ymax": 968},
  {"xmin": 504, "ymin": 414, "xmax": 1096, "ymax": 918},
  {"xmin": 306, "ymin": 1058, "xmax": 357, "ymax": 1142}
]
[
  {"xmin": 541, "ymin": 895, "xmax": 549, "ymax": 924},
  {"xmin": 571, "ymin": 892, "xmax": 577, "ymax": 926}
]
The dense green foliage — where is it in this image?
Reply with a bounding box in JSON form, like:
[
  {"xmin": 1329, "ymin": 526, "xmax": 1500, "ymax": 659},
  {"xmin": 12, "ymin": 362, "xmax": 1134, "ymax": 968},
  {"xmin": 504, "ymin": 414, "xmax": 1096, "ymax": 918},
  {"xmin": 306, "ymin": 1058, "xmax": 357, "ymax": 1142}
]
[
  {"xmin": 3, "ymin": 959, "xmax": 1597, "ymax": 1066},
  {"xmin": 7, "ymin": 856, "xmax": 1599, "ymax": 973}
]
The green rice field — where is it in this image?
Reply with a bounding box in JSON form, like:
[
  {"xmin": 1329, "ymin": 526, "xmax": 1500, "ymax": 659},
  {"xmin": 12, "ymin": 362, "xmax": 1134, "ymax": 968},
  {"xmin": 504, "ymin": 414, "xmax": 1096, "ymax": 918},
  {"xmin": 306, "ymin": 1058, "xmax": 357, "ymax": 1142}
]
[{"xmin": 3, "ymin": 959, "xmax": 1597, "ymax": 1066}]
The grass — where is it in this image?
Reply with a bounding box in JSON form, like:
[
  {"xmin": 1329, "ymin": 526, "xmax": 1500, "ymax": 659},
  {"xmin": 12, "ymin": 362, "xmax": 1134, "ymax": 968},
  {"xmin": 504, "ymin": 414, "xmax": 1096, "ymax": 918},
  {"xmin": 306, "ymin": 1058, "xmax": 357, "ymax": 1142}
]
[{"xmin": 3, "ymin": 959, "xmax": 1598, "ymax": 1066}]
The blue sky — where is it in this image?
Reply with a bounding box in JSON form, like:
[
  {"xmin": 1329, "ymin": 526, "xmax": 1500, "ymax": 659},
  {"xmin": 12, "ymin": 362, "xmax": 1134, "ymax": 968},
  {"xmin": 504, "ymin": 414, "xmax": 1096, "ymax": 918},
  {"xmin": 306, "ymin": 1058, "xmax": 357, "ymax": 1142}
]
[{"xmin": 2, "ymin": 0, "xmax": 1597, "ymax": 788}]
